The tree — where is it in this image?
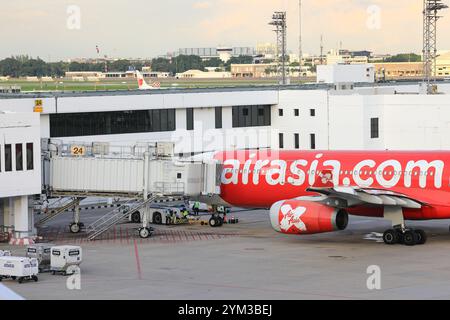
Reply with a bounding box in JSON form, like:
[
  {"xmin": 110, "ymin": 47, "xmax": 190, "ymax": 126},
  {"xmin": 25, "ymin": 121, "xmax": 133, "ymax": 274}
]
[
  {"xmin": 384, "ymin": 53, "xmax": 422, "ymax": 63},
  {"xmin": 109, "ymin": 59, "xmax": 132, "ymax": 72},
  {"xmin": 224, "ymin": 55, "xmax": 254, "ymax": 71},
  {"xmin": 0, "ymin": 58, "xmax": 22, "ymax": 77},
  {"xmin": 203, "ymin": 58, "xmax": 223, "ymax": 68}
]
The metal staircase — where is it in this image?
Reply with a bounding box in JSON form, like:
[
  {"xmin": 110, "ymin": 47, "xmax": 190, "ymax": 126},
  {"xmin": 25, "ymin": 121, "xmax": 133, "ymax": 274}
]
[
  {"xmin": 86, "ymin": 196, "xmax": 158, "ymax": 241},
  {"xmin": 36, "ymin": 198, "xmax": 80, "ymax": 227}
]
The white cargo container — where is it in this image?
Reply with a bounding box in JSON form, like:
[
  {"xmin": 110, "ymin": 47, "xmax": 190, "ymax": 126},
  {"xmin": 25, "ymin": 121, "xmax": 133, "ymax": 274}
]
[
  {"xmin": 26, "ymin": 244, "xmax": 53, "ymax": 272},
  {"xmin": 0, "ymin": 256, "xmax": 39, "ymax": 283},
  {"xmin": 50, "ymin": 246, "xmax": 82, "ymax": 275},
  {"xmin": 0, "ymin": 250, "xmax": 11, "ymax": 257}
]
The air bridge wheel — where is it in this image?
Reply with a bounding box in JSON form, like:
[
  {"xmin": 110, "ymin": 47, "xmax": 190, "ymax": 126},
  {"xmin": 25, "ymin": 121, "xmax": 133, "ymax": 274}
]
[{"xmin": 383, "ymin": 229, "xmax": 399, "ymax": 245}]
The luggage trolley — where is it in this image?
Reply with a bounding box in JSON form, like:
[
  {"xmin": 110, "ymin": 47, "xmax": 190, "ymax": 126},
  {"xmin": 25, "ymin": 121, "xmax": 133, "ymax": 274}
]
[
  {"xmin": 50, "ymin": 246, "xmax": 82, "ymax": 275},
  {"xmin": 26, "ymin": 244, "xmax": 54, "ymax": 272}
]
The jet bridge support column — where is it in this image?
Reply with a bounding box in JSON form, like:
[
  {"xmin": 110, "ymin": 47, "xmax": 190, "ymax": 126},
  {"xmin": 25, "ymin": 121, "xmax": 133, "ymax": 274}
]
[{"xmin": 69, "ymin": 198, "xmax": 83, "ymax": 234}]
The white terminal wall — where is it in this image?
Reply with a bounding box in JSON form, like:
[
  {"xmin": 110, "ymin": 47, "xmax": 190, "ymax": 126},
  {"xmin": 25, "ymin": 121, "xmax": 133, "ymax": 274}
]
[
  {"xmin": 1, "ymin": 84, "xmax": 450, "ymax": 153},
  {"xmin": 0, "ymin": 112, "xmax": 41, "ymax": 197},
  {"xmin": 274, "ymin": 90, "xmax": 329, "ymax": 150},
  {"xmin": 328, "ymin": 94, "xmax": 450, "ymax": 150}
]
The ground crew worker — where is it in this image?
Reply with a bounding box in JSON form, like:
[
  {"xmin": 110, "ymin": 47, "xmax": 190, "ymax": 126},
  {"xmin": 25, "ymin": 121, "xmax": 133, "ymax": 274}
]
[{"xmin": 193, "ymin": 201, "xmax": 200, "ymax": 216}]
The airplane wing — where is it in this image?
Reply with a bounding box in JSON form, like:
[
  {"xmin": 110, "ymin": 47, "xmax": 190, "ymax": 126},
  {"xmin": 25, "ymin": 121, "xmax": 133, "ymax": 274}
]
[{"xmin": 305, "ymin": 186, "xmax": 426, "ymax": 209}]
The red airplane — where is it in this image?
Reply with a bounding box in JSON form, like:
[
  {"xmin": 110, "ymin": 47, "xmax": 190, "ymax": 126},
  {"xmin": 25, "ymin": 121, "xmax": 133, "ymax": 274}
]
[{"xmin": 203, "ymin": 150, "xmax": 450, "ymax": 246}]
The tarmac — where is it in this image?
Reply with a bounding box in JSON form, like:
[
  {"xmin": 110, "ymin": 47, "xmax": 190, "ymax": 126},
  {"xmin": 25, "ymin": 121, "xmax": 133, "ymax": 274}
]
[{"xmin": 2, "ymin": 207, "xmax": 450, "ymax": 300}]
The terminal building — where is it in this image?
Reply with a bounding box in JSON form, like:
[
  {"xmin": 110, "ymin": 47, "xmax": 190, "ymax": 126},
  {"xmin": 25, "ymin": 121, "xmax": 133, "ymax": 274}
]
[
  {"xmin": 0, "ymin": 112, "xmax": 41, "ymax": 238},
  {"xmin": 1, "ymin": 79, "xmax": 450, "ymax": 238}
]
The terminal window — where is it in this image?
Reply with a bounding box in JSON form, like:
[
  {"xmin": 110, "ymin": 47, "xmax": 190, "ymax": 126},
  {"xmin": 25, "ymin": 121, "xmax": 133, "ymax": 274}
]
[
  {"xmin": 186, "ymin": 108, "xmax": 194, "ymax": 131},
  {"xmin": 310, "ymin": 134, "xmax": 316, "ymax": 150},
  {"xmin": 26, "ymin": 143, "xmax": 34, "ymax": 170},
  {"xmin": 371, "ymin": 118, "xmax": 379, "ymax": 139},
  {"xmin": 215, "ymin": 107, "xmax": 222, "ymax": 129},
  {"xmin": 4, "ymin": 144, "xmax": 12, "ymax": 172},
  {"xmin": 50, "ymin": 109, "xmax": 176, "ymax": 138},
  {"xmin": 232, "ymin": 105, "xmax": 271, "ymax": 128},
  {"xmin": 15, "ymin": 144, "xmax": 23, "ymax": 171},
  {"xmin": 294, "ymin": 133, "xmax": 300, "ymax": 149}
]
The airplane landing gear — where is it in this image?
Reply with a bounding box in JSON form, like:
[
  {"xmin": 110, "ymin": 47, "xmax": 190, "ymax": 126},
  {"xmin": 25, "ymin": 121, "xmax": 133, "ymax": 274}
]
[
  {"xmin": 383, "ymin": 206, "xmax": 426, "ymax": 246},
  {"xmin": 209, "ymin": 214, "xmax": 224, "ymax": 228},
  {"xmin": 382, "ymin": 227, "xmax": 427, "ymax": 246},
  {"xmin": 69, "ymin": 222, "xmax": 84, "ymax": 234}
]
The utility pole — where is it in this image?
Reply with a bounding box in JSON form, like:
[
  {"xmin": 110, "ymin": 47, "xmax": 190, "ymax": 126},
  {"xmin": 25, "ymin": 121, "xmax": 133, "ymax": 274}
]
[
  {"xmin": 320, "ymin": 35, "xmax": 324, "ymax": 65},
  {"xmin": 423, "ymin": 0, "xmax": 448, "ymax": 94},
  {"xmin": 298, "ymin": 0, "xmax": 303, "ymax": 82},
  {"xmin": 270, "ymin": 12, "xmax": 288, "ymax": 85}
]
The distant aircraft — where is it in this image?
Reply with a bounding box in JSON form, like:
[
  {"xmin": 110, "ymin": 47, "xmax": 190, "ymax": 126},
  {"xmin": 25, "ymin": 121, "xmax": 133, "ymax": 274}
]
[
  {"xmin": 193, "ymin": 150, "xmax": 450, "ymax": 246},
  {"xmin": 136, "ymin": 70, "xmax": 161, "ymax": 90}
]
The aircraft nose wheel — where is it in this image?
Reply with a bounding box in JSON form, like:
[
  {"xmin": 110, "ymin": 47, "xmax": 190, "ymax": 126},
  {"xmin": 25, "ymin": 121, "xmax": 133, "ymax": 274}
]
[
  {"xmin": 69, "ymin": 223, "xmax": 83, "ymax": 234},
  {"xmin": 383, "ymin": 228, "xmax": 426, "ymax": 246},
  {"xmin": 139, "ymin": 227, "xmax": 153, "ymax": 239}
]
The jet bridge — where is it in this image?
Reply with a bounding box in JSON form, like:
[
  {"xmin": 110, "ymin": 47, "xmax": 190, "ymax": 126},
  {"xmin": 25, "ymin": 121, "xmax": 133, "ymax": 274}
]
[
  {"xmin": 38, "ymin": 141, "xmax": 223, "ymax": 238},
  {"xmin": 44, "ymin": 141, "xmax": 222, "ymax": 199}
]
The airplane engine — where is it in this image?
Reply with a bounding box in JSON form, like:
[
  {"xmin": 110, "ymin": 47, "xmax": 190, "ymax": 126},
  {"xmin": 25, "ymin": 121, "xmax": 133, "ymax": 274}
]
[{"xmin": 269, "ymin": 200, "xmax": 349, "ymax": 235}]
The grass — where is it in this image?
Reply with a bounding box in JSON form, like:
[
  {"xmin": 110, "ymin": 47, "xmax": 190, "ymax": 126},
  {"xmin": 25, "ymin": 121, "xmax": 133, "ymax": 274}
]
[{"xmin": 1, "ymin": 78, "xmax": 307, "ymax": 92}]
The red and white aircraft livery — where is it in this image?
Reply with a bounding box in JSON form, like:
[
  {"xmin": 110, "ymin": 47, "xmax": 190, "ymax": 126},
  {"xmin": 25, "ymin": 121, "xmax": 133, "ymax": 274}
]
[
  {"xmin": 202, "ymin": 150, "xmax": 450, "ymax": 246},
  {"xmin": 136, "ymin": 70, "xmax": 161, "ymax": 90}
]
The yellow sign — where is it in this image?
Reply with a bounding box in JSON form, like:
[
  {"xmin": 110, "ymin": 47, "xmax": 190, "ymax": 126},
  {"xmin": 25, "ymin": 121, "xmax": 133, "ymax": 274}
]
[
  {"xmin": 34, "ymin": 99, "xmax": 43, "ymax": 113},
  {"xmin": 71, "ymin": 146, "xmax": 86, "ymax": 156}
]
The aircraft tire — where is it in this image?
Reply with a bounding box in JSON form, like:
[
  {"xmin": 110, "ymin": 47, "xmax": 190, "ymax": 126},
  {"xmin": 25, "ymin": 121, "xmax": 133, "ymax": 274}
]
[
  {"xmin": 209, "ymin": 217, "xmax": 218, "ymax": 227},
  {"xmin": 69, "ymin": 223, "xmax": 81, "ymax": 234},
  {"xmin": 403, "ymin": 230, "xmax": 418, "ymax": 246},
  {"xmin": 383, "ymin": 229, "xmax": 399, "ymax": 245},
  {"xmin": 131, "ymin": 212, "xmax": 141, "ymax": 223},
  {"xmin": 415, "ymin": 229, "xmax": 427, "ymax": 245}
]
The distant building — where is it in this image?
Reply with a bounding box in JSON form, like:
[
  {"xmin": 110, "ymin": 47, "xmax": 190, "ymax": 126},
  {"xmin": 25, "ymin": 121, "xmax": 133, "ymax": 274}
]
[
  {"xmin": 326, "ymin": 50, "xmax": 369, "ymax": 65},
  {"xmin": 373, "ymin": 62, "xmax": 423, "ymax": 80},
  {"xmin": 231, "ymin": 63, "xmax": 277, "ymax": 78},
  {"xmin": 317, "ymin": 64, "xmax": 375, "ymax": 84},
  {"xmin": 175, "ymin": 69, "xmax": 231, "ymax": 79},
  {"xmin": 436, "ymin": 51, "xmax": 450, "ymax": 77},
  {"xmin": 65, "ymin": 71, "xmax": 105, "ymax": 80},
  {"xmin": 256, "ymin": 43, "xmax": 277, "ymax": 59},
  {"xmin": 177, "ymin": 47, "xmax": 256, "ymax": 62}
]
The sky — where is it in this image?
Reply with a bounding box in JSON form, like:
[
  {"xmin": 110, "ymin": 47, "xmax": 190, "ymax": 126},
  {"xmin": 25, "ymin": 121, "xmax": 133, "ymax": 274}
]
[{"xmin": 1, "ymin": 0, "xmax": 450, "ymax": 61}]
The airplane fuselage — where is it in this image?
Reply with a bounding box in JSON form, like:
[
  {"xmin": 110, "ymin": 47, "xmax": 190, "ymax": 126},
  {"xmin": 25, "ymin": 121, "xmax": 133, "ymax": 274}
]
[{"xmin": 213, "ymin": 150, "xmax": 450, "ymax": 220}]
